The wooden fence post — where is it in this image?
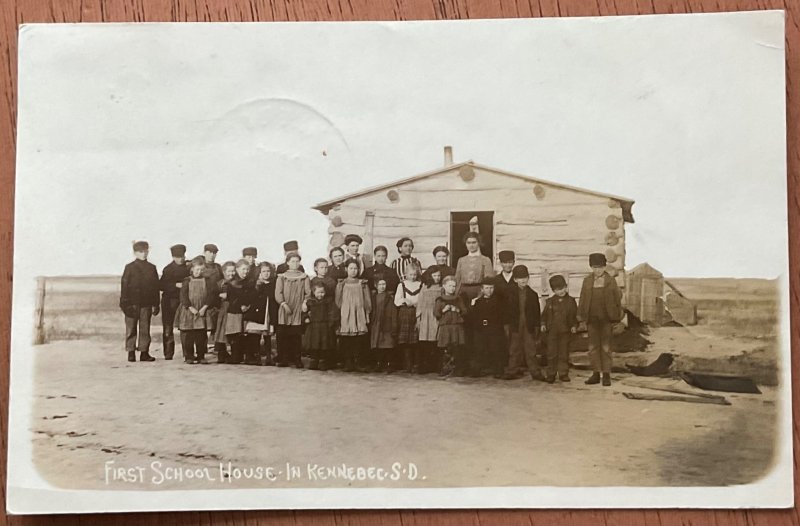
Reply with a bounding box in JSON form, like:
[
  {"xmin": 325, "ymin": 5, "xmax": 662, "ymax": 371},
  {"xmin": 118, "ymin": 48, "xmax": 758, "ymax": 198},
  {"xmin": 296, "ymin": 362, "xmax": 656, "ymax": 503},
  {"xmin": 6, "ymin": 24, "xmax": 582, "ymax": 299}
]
[{"xmin": 33, "ymin": 276, "xmax": 46, "ymax": 345}]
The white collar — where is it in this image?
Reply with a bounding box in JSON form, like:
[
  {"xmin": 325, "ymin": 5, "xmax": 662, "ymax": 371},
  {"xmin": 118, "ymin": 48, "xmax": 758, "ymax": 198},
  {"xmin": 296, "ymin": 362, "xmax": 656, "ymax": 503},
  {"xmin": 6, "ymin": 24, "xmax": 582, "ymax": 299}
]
[{"xmin": 467, "ymin": 251, "xmax": 481, "ymax": 257}]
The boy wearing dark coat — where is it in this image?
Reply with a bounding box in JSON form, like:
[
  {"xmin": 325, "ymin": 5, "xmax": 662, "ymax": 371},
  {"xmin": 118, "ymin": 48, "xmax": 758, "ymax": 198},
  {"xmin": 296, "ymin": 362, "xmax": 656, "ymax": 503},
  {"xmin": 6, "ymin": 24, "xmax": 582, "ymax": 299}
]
[
  {"xmin": 242, "ymin": 247, "xmax": 260, "ymax": 285},
  {"xmin": 577, "ymin": 253, "xmax": 624, "ymax": 386},
  {"xmin": 469, "ymin": 277, "xmax": 508, "ymax": 377},
  {"xmin": 276, "ymin": 240, "xmax": 306, "ymax": 274},
  {"xmin": 120, "ymin": 241, "xmax": 160, "ymax": 363},
  {"xmin": 202, "ymin": 244, "xmax": 223, "ymax": 283},
  {"xmin": 541, "ymin": 274, "xmax": 578, "ymax": 382},
  {"xmin": 363, "ymin": 245, "xmax": 399, "ymax": 293},
  {"xmin": 505, "ymin": 265, "xmax": 545, "ymax": 381},
  {"xmin": 159, "ymin": 244, "xmax": 189, "ymax": 360}
]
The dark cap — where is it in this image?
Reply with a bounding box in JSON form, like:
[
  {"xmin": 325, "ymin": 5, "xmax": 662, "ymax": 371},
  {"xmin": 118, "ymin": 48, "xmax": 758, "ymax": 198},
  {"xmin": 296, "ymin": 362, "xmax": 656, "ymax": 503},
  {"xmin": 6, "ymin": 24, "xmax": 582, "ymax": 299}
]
[
  {"xmin": 204, "ymin": 244, "xmax": 219, "ymax": 254},
  {"xmin": 511, "ymin": 265, "xmax": 529, "ymax": 279},
  {"xmin": 242, "ymin": 247, "xmax": 258, "ymax": 257},
  {"xmin": 344, "ymin": 234, "xmax": 363, "ymax": 245},
  {"xmin": 283, "ymin": 240, "xmax": 299, "ymax": 252},
  {"xmin": 549, "ymin": 274, "xmax": 567, "ymax": 290},
  {"xmin": 499, "ymin": 250, "xmax": 515, "ymax": 263},
  {"xmin": 589, "ymin": 253, "xmax": 607, "ymax": 267},
  {"xmin": 170, "ymin": 244, "xmax": 186, "ymax": 257},
  {"xmin": 481, "ymin": 276, "xmax": 496, "ymax": 286},
  {"xmin": 133, "ymin": 240, "xmax": 149, "ymax": 252}
]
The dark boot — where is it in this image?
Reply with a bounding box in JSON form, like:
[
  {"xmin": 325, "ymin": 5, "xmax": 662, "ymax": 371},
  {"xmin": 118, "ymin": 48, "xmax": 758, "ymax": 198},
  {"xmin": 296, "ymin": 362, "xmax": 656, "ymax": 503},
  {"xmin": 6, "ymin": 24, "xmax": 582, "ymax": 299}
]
[
  {"xmin": 127, "ymin": 351, "xmax": 136, "ymax": 362},
  {"xmin": 585, "ymin": 372, "xmax": 601, "ymax": 385},
  {"xmin": 602, "ymin": 373, "xmax": 612, "ymax": 386},
  {"xmin": 139, "ymin": 351, "xmax": 156, "ymax": 362},
  {"xmin": 403, "ymin": 348, "xmax": 413, "ymax": 372},
  {"xmin": 164, "ymin": 341, "xmax": 175, "ymax": 360},
  {"xmin": 216, "ymin": 343, "xmax": 230, "ymax": 364}
]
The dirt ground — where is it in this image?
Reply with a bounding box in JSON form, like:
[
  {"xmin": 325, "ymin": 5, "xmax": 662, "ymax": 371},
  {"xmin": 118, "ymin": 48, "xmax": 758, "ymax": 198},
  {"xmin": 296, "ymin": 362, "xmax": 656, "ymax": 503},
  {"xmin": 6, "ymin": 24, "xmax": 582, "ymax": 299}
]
[{"xmin": 31, "ymin": 339, "xmax": 777, "ymax": 491}]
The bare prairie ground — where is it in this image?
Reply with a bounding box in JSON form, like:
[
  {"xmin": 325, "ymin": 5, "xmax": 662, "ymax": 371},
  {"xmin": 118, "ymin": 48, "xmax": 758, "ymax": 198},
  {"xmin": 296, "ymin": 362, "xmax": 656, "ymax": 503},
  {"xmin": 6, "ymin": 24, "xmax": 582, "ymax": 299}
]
[{"xmin": 27, "ymin": 276, "xmax": 782, "ymax": 491}]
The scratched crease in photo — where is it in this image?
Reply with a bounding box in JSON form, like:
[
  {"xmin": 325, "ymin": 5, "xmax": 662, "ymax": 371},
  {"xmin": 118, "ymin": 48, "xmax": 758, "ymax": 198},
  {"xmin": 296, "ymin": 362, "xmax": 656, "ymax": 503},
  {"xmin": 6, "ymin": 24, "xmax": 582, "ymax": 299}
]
[{"xmin": 7, "ymin": 10, "xmax": 790, "ymax": 512}]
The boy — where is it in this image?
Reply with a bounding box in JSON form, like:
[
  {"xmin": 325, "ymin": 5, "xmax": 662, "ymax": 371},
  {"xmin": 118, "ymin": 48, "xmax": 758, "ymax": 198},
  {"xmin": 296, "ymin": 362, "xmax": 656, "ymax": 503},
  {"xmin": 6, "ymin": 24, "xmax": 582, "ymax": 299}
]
[
  {"xmin": 391, "ymin": 237, "xmax": 421, "ymax": 282},
  {"xmin": 242, "ymin": 247, "xmax": 259, "ymax": 284},
  {"xmin": 159, "ymin": 244, "xmax": 189, "ymax": 360},
  {"xmin": 493, "ymin": 250, "xmax": 517, "ymax": 304},
  {"xmin": 504, "ymin": 265, "xmax": 545, "ymax": 381},
  {"xmin": 363, "ymin": 245, "xmax": 399, "ymax": 293},
  {"xmin": 276, "ymin": 240, "xmax": 305, "ymax": 274},
  {"xmin": 469, "ymin": 277, "xmax": 508, "ymax": 378},
  {"xmin": 541, "ymin": 274, "xmax": 578, "ymax": 382},
  {"xmin": 310, "ymin": 257, "xmax": 337, "ymax": 299},
  {"xmin": 577, "ymin": 253, "xmax": 624, "ymax": 386},
  {"xmin": 119, "ymin": 241, "xmax": 160, "ymax": 362},
  {"xmin": 202, "ymin": 244, "xmax": 223, "ymax": 283}
]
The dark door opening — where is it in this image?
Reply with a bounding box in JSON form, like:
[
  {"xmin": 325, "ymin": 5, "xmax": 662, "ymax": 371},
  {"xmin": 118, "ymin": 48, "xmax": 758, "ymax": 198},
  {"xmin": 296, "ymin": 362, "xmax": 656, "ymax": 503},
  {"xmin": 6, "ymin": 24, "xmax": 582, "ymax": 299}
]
[{"xmin": 450, "ymin": 211, "xmax": 494, "ymax": 265}]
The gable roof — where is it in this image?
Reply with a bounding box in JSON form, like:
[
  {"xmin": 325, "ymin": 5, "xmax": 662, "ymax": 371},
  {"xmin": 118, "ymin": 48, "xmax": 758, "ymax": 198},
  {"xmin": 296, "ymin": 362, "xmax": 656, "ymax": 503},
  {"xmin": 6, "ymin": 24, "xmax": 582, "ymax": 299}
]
[{"xmin": 312, "ymin": 160, "xmax": 635, "ymax": 223}]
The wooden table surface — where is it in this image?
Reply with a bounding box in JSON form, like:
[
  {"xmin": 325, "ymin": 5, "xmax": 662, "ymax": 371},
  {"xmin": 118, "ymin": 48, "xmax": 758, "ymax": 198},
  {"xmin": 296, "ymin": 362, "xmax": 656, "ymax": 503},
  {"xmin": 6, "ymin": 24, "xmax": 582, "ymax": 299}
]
[{"xmin": 0, "ymin": 0, "xmax": 796, "ymax": 524}]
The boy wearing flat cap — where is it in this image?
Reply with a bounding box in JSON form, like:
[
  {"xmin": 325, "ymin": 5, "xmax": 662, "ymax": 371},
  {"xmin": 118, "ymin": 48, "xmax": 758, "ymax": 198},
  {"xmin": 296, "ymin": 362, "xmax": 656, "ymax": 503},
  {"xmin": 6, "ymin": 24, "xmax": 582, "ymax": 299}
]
[
  {"xmin": 277, "ymin": 240, "xmax": 305, "ymax": 274},
  {"xmin": 202, "ymin": 244, "xmax": 223, "ymax": 284},
  {"xmin": 504, "ymin": 265, "xmax": 545, "ymax": 381},
  {"xmin": 119, "ymin": 241, "xmax": 160, "ymax": 362},
  {"xmin": 577, "ymin": 253, "xmax": 623, "ymax": 386},
  {"xmin": 469, "ymin": 276, "xmax": 508, "ymax": 378},
  {"xmin": 159, "ymin": 244, "xmax": 190, "ymax": 360},
  {"xmin": 242, "ymin": 247, "xmax": 259, "ymax": 284},
  {"xmin": 541, "ymin": 274, "xmax": 578, "ymax": 382}
]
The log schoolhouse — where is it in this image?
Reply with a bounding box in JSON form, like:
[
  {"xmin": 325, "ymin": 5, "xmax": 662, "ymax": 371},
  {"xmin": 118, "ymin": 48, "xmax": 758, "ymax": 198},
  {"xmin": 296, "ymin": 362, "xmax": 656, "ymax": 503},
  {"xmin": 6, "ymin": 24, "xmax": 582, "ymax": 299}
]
[{"xmin": 312, "ymin": 147, "xmax": 635, "ymax": 298}]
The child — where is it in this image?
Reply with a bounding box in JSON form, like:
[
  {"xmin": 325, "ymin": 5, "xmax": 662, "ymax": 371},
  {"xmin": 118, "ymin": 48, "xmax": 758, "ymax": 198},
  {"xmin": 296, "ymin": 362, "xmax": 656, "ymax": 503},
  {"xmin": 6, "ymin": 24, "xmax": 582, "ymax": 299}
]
[
  {"xmin": 370, "ymin": 276, "xmax": 397, "ymax": 372},
  {"xmin": 224, "ymin": 259, "xmax": 252, "ymax": 364},
  {"xmin": 577, "ymin": 253, "xmax": 623, "ymax": 386},
  {"xmin": 276, "ymin": 240, "xmax": 306, "ymax": 274},
  {"xmin": 243, "ymin": 262, "xmax": 278, "ymax": 366},
  {"xmin": 158, "ymin": 243, "xmax": 188, "ymax": 360},
  {"xmin": 421, "ymin": 245, "xmax": 455, "ymax": 286},
  {"xmin": 364, "ymin": 245, "xmax": 399, "ymax": 293},
  {"xmin": 302, "ymin": 283, "xmax": 338, "ymax": 370},
  {"xmin": 177, "ymin": 256, "xmax": 219, "ymax": 364},
  {"xmin": 213, "ymin": 261, "xmax": 237, "ymax": 363},
  {"xmin": 541, "ymin": 274, "xmax": 578, "ymax": 382},
  {"xmin": 505, "ymin": 265, "xmax": 545, "ymax": 381},
  {"xmin": 335, "ymin": 259, "xmax": 372, "ymax": 371},
  {"xmin": 202, "ymin": 243, "xmax": 223, "ymax": 283},
  {"xmin": 469, "ymin": 277, "xmax": 507, "ymax": 378},
  {"xmin": 242, "ymin": 247, "xmax": 259, "ymax": 284},
  {"xmin": 434, "ymin": 275, "xmax": 468, "ymax": 376},
  {"xmin": 310, "ymin": 257, "xmax": 337, "ymax": 299},
  {"xmin": 343, "ymin": 234, "xmax": 366, "ymax": 276},
  {"xmin": 394, "ymin": 262, "xmax": 422, "ymax": 372},
  {"xmin": 328, "ymin": 247, "xmax": 348, "ymax": 282},
  {"xmin": 493, "ymin": 250, "xmax": 517, "ymax": 305},
  {"xmin": 119, "ymin": 240, "xmax": 160, "ymax": 363},
  {"xmin": 391, "ymin": 237, "xmax": 421, "ymax": 283},
  {"xmin": 275, "ymin": 252, "xmax": 311, "ymax": 368},
  {"xmin": 416, "ymin": 267, "xmax": 443, "ymax": 373}
]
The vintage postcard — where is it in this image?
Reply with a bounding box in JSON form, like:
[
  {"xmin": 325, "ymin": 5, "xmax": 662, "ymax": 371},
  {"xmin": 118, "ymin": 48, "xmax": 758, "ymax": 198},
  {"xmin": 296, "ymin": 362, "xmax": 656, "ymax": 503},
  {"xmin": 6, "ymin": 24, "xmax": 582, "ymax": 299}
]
[{"xmin": 7, "ymin": 11, "xmax": 790, "ymax": 513}]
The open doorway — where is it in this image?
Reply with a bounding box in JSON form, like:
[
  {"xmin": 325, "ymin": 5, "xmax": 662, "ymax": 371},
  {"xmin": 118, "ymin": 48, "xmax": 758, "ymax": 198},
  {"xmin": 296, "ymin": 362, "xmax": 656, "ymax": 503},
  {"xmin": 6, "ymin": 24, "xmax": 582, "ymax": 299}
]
[{"xmin": 450, "ymin": 211, "xmax": 494, "ymax": 264}]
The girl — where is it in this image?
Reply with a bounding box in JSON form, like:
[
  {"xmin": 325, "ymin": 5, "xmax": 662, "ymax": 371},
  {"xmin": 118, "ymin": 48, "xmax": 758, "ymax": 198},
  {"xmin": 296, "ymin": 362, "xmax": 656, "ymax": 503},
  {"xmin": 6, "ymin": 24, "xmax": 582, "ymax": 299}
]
[
  {"xmin": 177, "ymin": 256, "xmax": 219, "ymax": 364},
  {"xmin": 417, "ymin": 267, "xmax": 443, "ymax": 373},
  {"xmin": 328, "ymin": 247, "xmax": 348, "ymax": 283},
  {"xmin": 370, "ymin": 276, "xmax": 397, "ymax": 372},
  {"xmin": 302, "ymin": 283, "xmax": 338, "ymax": 370},
  {"xmin": 394, "ymin": 262, "xmax": 422, "ymax": 373},
  {"xmin": 243, "ymin": 262, "xmax": 278, "ymax": 366},
  {"xmin": 434, "ymin": 275, "xmax": 469, "ymax": 376},
  {"xmin": 224, "ymin": 259, "xmax": 253, "ymax": 364},
  {"xmin": 335, "ymin": 258, "xmax": 372, "ymax": 372},
  {"xmin": 391, "ymin": 237, "xmax": 421, "ymax": 282},
  {"xmin": 275, "ymin": 252, "xmax": 311, "ymax": 368},
  {"xmin": 213, "ymin": 261, "xmax": 236, "ymax": 363},
  {"xmin": 422, "ymin": 245, "xmax": 455, "ymax": 286},
  {"xmin": 454, "ymin": 232, "xmax": 495, "ymax": 302},
  {"xmin": 343, "ymin": 234, "xmax": 366, "ymax": 277}
]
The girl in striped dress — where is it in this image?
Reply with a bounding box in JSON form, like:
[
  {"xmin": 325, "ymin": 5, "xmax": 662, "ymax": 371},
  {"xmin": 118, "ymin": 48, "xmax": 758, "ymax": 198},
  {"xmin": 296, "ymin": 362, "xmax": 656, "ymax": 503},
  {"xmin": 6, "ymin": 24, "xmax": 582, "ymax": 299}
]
[
  {"xmin": 394, "ymin": 262, "xmax": 422, "ymax": 373},
  {"xmin": 391, "ymin": 237, "xmax": 421, "ymax": 283}
]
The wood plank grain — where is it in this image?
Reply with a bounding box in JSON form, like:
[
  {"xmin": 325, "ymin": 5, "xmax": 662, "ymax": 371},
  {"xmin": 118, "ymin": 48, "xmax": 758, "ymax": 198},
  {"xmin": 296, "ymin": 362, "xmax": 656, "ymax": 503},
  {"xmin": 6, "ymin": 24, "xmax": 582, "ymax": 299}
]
[{"xmin": 0, "ymin": 0, "xmax": 796, "ymax": 524}]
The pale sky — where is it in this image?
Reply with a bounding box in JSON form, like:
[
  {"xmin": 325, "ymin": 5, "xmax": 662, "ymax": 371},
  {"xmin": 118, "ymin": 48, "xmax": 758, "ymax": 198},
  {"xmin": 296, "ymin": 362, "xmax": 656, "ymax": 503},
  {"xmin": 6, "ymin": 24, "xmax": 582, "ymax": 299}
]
[{"xmin": 14, "ymin": 11, "xmax": 786, "ymax": 279}]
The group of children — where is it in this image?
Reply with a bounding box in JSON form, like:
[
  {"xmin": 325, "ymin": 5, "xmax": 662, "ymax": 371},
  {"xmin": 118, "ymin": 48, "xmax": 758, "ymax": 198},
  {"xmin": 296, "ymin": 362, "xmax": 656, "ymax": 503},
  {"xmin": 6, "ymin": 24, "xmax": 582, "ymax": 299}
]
[{"xmin": 120, "ymin": 233, "xmax": 624, "ymax": 386}]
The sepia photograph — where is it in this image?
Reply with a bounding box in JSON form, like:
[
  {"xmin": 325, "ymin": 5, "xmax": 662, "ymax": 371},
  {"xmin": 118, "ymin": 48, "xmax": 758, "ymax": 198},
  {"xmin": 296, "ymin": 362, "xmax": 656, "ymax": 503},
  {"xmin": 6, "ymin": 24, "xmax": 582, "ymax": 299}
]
[{"xmin": 7, "ymin": 10, "xmax": 791, "ymax": 513}]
